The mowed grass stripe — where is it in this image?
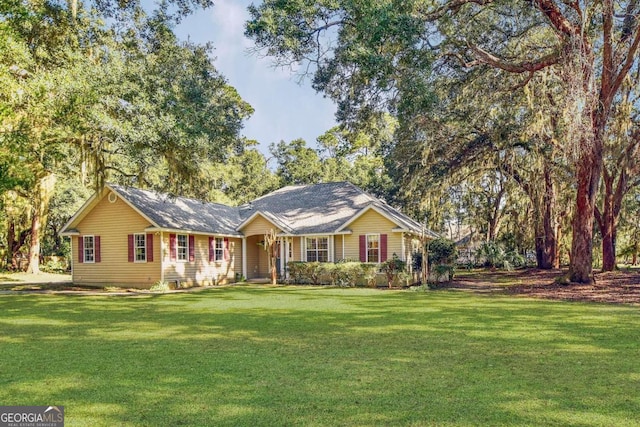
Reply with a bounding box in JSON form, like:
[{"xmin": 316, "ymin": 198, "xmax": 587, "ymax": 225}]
[{"xmin": 1, "ymin": 286, "xmax": 639, "ymax": 426}]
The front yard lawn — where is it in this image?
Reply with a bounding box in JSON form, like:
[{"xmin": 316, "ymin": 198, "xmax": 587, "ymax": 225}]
[{"xmin": 1, "ymin": 286, "xmax": 639, "ymax": 426}]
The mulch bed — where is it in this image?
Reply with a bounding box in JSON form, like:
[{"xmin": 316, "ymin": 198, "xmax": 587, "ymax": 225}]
[{"xmin": 449, "ymin": 268, "xmax": 640, "ymax": 305}]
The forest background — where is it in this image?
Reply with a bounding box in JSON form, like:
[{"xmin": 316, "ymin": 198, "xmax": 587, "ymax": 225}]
[{"xmin": 1, "ymin": 0, "xmax": 639, "ymax": 283}]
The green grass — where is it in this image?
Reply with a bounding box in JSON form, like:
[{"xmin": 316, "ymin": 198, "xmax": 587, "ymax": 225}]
[{"xmin": 1, "ymin": 286, "xmax": 639, "ymax": 426}]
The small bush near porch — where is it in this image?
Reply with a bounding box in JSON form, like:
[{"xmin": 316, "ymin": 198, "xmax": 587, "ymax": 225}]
[{"xmin": 1, "ymin": 286, "xmax": 638, "ymax": 426}]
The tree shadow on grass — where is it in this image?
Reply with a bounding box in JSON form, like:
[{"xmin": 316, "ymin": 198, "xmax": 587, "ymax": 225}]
[{"xmin": 0, "ymin": 288, "xmax": 639, "ymax": 426}]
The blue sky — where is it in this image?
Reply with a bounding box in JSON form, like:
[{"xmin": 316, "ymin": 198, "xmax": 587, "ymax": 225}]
[{"xmin": 174, "ymin": 0, "xmax": 338, "ymax": 154}]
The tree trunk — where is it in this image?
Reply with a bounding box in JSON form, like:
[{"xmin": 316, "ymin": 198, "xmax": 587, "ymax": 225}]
[
  {"xmin": 554, "ymin": 222, "xmax": 562, "ymax": 269},
  {"xmin": 26, "ymin": 174, "xmax": 57, "ymax": 275},
  {"xmin": 569, "ymin": 146, "xmax": 602, "ymax": 283},
  {"xmin": 600, "ymin": 203, "xmax": 616, "ymax": 272},
  {"xmin": 7, "ymin": 222, "xmax": 16, "ymax": 270},
  {"xmin": 538, "ymin": 161, "xmax": 558, "ymax": 269},
  {"xmin": 26, "ymin": 212, "xmax": 41, "ymax": 274}
]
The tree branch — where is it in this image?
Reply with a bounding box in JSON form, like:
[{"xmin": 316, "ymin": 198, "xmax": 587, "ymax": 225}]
[
  {"xmin": 532, "ymin": 0, "xmax": 580, "ymax": 37},
  {"xmin": 470, "ymin": 45, "xmax": 560, "ymax": 73},
  {"xmin": 418, "ymin": 0, "xmax": 495, "ymax": 21},
  {"xmin": 610, "ymin": 25, "xmax": 640, "ymax": 97}
]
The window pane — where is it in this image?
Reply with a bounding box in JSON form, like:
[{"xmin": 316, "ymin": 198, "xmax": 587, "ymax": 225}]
[
  {"xmin": 306, "ymin": 238, "xmax": 316, "ymax": 250},
  {"xmin": 318, "ymin": 238, "xmax": 328, "ymax": 250},
  {"xmin": 177, "ymin": 235, "xmax": 188, "ymax": 261},
  {"xmin": 215, "ymin": 238, "xmax": 224, "ymax": 261},
  {"xmin": 84, "ymin": 236, "xmax": 94, "ymax": 262},
  {"xmin": 367, "ymin": 235, "xmax": 379, "ymax": 263},
  {"xmin": 135, "ymin": 234, "xmax": 146, "ymax": 262}
]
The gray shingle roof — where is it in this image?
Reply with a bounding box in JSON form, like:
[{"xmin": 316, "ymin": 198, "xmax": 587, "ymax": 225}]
[
  {"xmin": 66, "ymin": 182, "xmax": 436, "ymax": 238},
  {"xmin": 239, "ymin": 181, "xmax": 437, "ymax": 237},
  {"xmin": 110, "ymin": 184, "xmax": 243, "ymax": 236}
]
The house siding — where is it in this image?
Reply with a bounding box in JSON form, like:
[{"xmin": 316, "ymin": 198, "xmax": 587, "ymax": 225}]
[
  {"xmin": 333, "ymin": 235, "xmax": 346, "ymax": 261},
  {"xmin": 72, "ymin": 193, "xmax": 160, "ymax": 287},
  {"xmin": 162, "ymin": 234, "xmax": 242, "ymax": 287},
  {"xmin": 343, "ymin": 210, "xmax": 404, "ymax": 262}
]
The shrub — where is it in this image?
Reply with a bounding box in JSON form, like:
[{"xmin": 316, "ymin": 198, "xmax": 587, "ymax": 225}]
[
  {"xmin": 380, "ymin": 254, "xmax": 406, "ymax": 288},
  {"xmin": 286, "ymin": 261, "xmax": 379, "ymax": 287},
  {"xmin": 150, "ymin": 281, "xmax": 170, "ymax": 292},
  {"xmin": 40, "ymin": 257, "xmax": 69, "ymax": 274},
  {"xmin": 287, "ymin": 262, "xmax": 307, "ymax": 283},
  {"xmin": 428, "ymin": 238, "xmax": 457, "ymax": 266},
  {"xmin": 360, "ymin": 263, "xmax": 379, "ymax": 287}
]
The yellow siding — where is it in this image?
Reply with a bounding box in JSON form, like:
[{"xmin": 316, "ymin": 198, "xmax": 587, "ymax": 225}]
[
  {"xmin": 162, "ymin": 234, "xmax": 242, "ymax": 287},
  {"xmin": 72, "ymin": 193, "xmax": 160, "ymax": 287},
  {"xmin": 288, "ymin": 237, "xmax": 301, "ymax": 262},
  {"xmin": 241, "ymin": 214, "xmax": 280, "ymax": 237},
  {"xmin": 342, "ymin": 209, "xmax": 404, "ymax": 262},
  {"xmin": 333, "ymin": 235, "xmax": 347, "ymax": 261}
]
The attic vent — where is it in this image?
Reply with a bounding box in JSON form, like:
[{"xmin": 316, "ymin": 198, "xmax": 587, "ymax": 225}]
[{"xmin": 108, "ymin": 192, "xmax": 118, "ymax": 203}]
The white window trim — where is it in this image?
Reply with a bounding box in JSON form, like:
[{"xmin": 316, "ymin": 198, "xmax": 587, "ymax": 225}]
[
  {"xmin": 214, "ymin": 237, "xmax": 224, "ymax": 262},
  {"xmin": 305, "ymin": 236, "xmax": 329, "ymax": 263},
  {"xmin": 366, "ymin": 233, "xmax": 380, "ymax": 263},
  {"xmin": 83, "ymin": 235, "xmax": 95, "ymax": 264},
  {"xmin": 134, "ymin": 233, "xmax": 147, "ymax": 263},
  {"xmin": 177, "ymin": 234, "xmax": 188, "ymax": 262}
]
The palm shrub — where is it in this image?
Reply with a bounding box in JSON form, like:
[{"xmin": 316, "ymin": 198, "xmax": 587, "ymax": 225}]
[{"xmin": 475, "ymin": 241, "xmax": 525, "ymax": 271}]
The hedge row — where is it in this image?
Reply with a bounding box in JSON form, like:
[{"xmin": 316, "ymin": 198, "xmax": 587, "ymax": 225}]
[
  {"xmin": 286, "ymin": 257, "xmax": 412, "ymax": 287},
  {"xmin": 286, "ymin": 261, "xmax": 380, "ymax": 287}
]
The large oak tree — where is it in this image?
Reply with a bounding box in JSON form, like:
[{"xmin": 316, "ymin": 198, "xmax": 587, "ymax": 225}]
[{"xmin": 246, "ymin": 0, "xmax": 640, "ymax": 282}]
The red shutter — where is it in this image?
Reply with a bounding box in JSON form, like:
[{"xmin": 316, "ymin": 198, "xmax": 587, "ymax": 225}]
[
  {"xmin": 209, "ymin": 237, "xmax": 214, "ymax": 262},
  {"xmin": 359, "ymin": 235, "xmax": 366, "ymax": 262},
  {"xmin": 78, "ymin": 236, "xmax": 84, "ymax": 264},
  {"xmin": 188, "ymin": 235, "xmax": 195, "ymax": 262},
  {"xmin": 223, "ymin": 238, "xmax": 230, "ymax": 261},
  {"xmin": 170, "ymin": 234, "xmax": 176, "ymax": 261},
  {"xmin": 147, "ymin": 234, "xmax": 153, "ymax": 262},
  {"xmin": 380, "ymin": 234, "xmax": 388, "ymax": 261},
  {"xmin": 95, "ymin": 236, "xmax": 101, "ymax": 263},
  {"xmin": 128, "ymin": 234, "xmax": 134, "ymax": 262}
]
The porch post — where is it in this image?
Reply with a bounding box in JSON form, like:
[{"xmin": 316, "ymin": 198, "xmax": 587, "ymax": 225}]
[
  {"xmin": 401, "ymin": 233, "xmax": 406, "ymax": 261},
  {"xmin": 242, "ymin": 237, "xmax": 247, "ymax": 280},
  {"xmin": 279, "ymin": 237, "xmax": 285, "ymax": 278},
  {"xmin": 160, "ymin": 231, "xmax": 164, "ymax": 283}
]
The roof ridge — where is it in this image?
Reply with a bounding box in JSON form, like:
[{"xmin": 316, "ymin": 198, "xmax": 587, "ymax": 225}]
[{"xmin": 109, "ymin": 183, "xmax": 236, "ymax": 209}]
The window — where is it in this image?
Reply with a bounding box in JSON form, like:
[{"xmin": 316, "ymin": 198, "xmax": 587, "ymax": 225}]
[
  {"xmin": 306, "ymin": 237, "xmax": 329, "ymax": 262},
  {"xmin": 288, "ymin": 238, "xmax": 293, "ymax": 259},
  {"xmin": 83, "ymin": 235, "xmax": 95, "ymax": 263},
  {"xmin": 367, "ymin": 234, "xmax": 380, "ymax": 263},
  {"xmin": 177, "ymin": 234, "xmax": 188, "ymax": 261},
  {"xmin": 135, "ymin": 234, "xmax": 146, "ymax": 262},
  {"xmin": 215, "ymin": 237, "xmax": 224, "ymax": 261}
]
